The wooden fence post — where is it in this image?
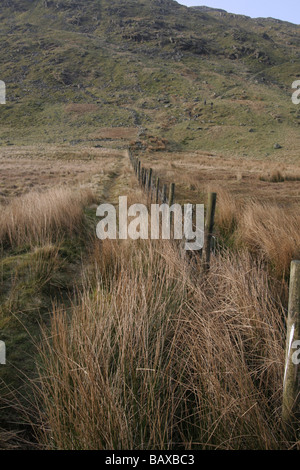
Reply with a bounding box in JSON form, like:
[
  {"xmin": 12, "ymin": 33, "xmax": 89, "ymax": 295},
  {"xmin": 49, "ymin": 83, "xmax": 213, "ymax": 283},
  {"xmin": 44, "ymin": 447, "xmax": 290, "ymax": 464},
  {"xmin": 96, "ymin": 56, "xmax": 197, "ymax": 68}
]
[
  {"xmin": 282, "ymin": 260, "xmax": 300, "ymax": 431},
  {"xmin": 148, "ymin": 168, "xmax": 153, "ymax": 193},
  {"xmin": 155, "ymin": 177, "xmax": 160, "ymax": 204},
  {"xmin": 141, "ymin": 167, "xmax": 145, "ymax": 187},
  {"xmin": 138, "ymin": 160, "xmax": 141, "ymax": 183},
  {"xmin": 145, "ymin": 169, "xmax": 149, "ymax": 190},
  {"xmin": 169, "ymin": 183, "xmax": 175, "ymax": 206},
  {"xmin": 162, "ymin": 184, "xmax": 167, "ymax": 203},
  {"xmin": 202, "ymin": 192, "xmax": 217, "ymax": 272},
  {"xmin": 168, "ymin": 183, "xmax": 175, "ymax": 233}
]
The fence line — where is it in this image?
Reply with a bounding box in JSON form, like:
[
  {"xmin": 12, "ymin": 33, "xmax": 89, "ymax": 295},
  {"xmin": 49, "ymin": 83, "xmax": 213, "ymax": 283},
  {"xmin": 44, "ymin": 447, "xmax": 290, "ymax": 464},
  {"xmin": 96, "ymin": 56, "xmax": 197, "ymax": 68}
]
[{"xmin": 128, "ymin": 148, "xmax": 216, "ymax": 272}]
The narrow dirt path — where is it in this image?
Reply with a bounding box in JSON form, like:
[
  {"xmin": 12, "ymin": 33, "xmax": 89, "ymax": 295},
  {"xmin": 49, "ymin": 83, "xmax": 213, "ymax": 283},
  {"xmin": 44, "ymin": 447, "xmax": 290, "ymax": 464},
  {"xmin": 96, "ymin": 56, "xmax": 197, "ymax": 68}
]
[{"xmin": 99, "ymin": 149, "xmax": 135, "ymax": 204}]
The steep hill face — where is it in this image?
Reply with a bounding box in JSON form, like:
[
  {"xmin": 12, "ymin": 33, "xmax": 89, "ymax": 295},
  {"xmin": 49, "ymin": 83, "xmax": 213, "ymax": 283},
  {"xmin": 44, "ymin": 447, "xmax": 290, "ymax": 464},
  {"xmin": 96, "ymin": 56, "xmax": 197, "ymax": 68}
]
[{"xmin": 0, "ymin": 0, "xmax": 299, "ymax": 159}]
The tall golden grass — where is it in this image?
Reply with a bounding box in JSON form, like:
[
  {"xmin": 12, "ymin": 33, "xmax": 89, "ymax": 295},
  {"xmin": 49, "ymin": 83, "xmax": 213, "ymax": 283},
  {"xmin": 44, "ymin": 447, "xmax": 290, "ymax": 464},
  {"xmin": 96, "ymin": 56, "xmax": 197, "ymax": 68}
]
[
  {"xmin": 33, "ymin": 239, "xmax": 293, "ymax": 450},
  {"xmin": 215, "ymin": 189, "xmax": 300, "ymax": 276},
  {"xmin": 1, "ymin": 178, "xmax": 299, "ymax": 450},
  {"xmin": 214, "ymin": 188, "xmax": 240, "ymax": 237},
  {"xmin": 237, "ymin": 202, "xmax": 300, "ymax": 276},
  {"xmin": 0, "ymin": 187, "xmax": 95, "ymax": 249}
]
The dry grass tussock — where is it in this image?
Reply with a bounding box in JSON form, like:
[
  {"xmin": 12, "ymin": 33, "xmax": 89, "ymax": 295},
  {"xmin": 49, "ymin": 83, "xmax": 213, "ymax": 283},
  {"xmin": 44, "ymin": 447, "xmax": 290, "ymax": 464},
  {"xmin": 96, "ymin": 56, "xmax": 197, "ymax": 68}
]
[
  {"xmin": 33, "ymin": 239, "xmax": 293, "ymax": 450},
  {"xmin": 214, "ymin": 188, "xmax": 300, "ymax": 276},
  {"xmin": 237, "ymin": 202, "xmax": 300, "ymax": 276},
  {"xmin": 259, "ymin": 170, "xmax": 300, "ymax": 183},
  {"xmin": 0, "ymin": 187, "xmax": 96, "ymax": 249},
  {"xmin": 214, "ymin": 187, "xmax": 241, "ymax": 237}
]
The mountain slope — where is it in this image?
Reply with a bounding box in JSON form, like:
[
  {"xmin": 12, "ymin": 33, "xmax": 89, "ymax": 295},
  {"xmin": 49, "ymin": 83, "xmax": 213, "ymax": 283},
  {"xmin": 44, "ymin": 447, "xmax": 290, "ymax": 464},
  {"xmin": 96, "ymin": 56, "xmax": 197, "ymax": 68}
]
[{"xmin": 0, "ymin": 0, "xmax": 299, "ymax": 159}]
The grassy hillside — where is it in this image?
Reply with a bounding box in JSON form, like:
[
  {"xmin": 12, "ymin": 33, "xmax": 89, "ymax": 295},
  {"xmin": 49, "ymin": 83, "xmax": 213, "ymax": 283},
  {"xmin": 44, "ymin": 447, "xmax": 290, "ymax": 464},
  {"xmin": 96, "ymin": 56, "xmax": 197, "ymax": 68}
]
[{"xmin": 0, "ymin": 0, "xmax": 299, "ymax": 159}]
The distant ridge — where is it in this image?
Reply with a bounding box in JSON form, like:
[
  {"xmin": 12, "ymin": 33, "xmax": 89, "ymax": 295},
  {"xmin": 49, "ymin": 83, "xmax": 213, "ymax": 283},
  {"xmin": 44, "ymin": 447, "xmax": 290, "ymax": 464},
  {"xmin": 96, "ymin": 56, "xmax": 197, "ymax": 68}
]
[{"xmin": 190, "ymin": 5, "xmax": 227, "ymax": 14}]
